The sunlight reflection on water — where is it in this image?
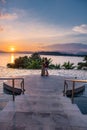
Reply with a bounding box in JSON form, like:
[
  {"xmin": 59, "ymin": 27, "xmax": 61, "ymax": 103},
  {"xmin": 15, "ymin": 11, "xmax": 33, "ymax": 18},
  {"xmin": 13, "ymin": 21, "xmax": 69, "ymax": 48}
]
[{"xmin": 10, "ymin": 53, "xmax": 15, "ymax": 63}]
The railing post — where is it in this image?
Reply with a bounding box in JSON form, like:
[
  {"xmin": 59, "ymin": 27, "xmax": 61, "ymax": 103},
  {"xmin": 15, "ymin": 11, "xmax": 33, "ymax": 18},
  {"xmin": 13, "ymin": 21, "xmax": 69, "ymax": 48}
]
[
  {"xmin": 12, "ymin": 79, "xmax": 15, "ymax": 101},
  {"xmin": 63, "ymin": 80, "xmax": 66, "ymax": 96},
  {"xmin": 72, "ymin": 81, "xmax": 75, "ymax": 103},
  {"xmin": 22, "ymin": 79, "xmax": 24, "ymax": 94}
]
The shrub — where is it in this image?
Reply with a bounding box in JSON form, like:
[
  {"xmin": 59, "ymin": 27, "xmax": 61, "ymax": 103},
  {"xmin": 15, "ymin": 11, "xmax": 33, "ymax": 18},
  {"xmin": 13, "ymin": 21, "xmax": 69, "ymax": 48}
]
[
  {"xmin": 49, "ymin": 64, "xmax": 61, "ymax": 69},
  {"xmin": 62, "ymin": 61, "xmax": 75, "ymax": 69}
]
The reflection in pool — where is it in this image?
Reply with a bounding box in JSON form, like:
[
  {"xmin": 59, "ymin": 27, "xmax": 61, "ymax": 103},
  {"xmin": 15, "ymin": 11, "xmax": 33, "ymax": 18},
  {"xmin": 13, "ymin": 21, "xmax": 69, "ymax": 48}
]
[
  {"xmin": 72, "ymin": 84, "xmax": 87, "ymax": 114},
  {"xmin": 0, "ymin": 101, "xmax": 8, "ymax": 111}
]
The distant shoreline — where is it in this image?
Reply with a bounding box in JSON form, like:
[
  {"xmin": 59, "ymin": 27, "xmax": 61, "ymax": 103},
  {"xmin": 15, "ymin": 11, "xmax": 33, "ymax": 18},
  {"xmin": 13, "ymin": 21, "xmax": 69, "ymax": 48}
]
[{"xmin": 0, "ymin": 51, "xmax": 84, "ymax": 57}]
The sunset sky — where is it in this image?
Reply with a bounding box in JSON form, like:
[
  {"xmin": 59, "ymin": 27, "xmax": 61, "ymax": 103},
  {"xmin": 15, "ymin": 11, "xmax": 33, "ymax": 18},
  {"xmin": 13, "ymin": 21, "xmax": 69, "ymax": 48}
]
[{"xmin": 0, "ymin": 0, "xmax": 87, "ymax": 52}]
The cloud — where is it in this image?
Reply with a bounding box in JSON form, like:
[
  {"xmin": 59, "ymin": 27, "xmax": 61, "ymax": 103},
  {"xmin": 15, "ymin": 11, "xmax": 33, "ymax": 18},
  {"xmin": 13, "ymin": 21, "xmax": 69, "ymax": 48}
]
[
  {"xmin": 0, "ymin": 12, "xmax": 18, "ymax": 20},
  {"xmin": 0, "ymin": 8, "xmax": 86, "ymax": 45},
  {"xmin": 72, "ymin": 24, "xmax": 87, "ymax": 34},
  {"xmin": 0, "ymin": 25, "xmax": 4, "ymax": 31},
  {"xmin": 0, "ymin": 0, "xmax": 6, "ymax": 4}
]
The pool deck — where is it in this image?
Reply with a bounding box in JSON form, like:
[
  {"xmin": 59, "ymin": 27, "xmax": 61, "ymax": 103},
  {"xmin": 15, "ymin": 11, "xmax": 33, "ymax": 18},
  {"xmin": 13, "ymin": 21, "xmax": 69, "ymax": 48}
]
[{"xmin": 0, "ymin": 75, "xmax": 87, "ymax": 130}]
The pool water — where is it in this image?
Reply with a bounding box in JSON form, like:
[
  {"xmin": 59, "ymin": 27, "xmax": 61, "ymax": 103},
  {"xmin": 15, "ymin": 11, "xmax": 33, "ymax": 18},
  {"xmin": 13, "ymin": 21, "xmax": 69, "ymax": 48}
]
[
  {"xmin": 0, "ymin": 101, "xmax": 8, "ymax": 111},
  {"xmin": 73, "ymin": 84, "xmax": 87, "ymax": 114}
]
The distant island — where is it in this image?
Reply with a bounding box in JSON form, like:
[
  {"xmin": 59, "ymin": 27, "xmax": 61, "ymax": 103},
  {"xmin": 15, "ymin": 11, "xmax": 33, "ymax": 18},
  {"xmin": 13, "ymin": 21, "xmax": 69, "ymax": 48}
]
[{"xmin": 38, "ymin": 51, "xmax": 84, "ymax": 57}]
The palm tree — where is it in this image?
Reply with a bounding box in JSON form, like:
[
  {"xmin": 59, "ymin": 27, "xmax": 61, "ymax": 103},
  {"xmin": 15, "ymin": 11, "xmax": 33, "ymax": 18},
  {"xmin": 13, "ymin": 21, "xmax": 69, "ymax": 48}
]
[
  {"xmin": 83, "ymin": 56, "xmax": 87, "ymax": 63},
  {"xmin": 62, "ymin": 61, "xmax": 75, "ymax": 69},
  {"xmin": 77, "ymin": 55, "xmax": 87, "ymax": 70}
]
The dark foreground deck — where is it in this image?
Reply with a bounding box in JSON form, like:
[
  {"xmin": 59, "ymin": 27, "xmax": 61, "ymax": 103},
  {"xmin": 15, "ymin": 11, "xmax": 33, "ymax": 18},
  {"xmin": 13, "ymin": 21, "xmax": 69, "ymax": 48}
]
[{"xmin": 0, "ymin": 75, "xmax": 87, "ymax": 130}]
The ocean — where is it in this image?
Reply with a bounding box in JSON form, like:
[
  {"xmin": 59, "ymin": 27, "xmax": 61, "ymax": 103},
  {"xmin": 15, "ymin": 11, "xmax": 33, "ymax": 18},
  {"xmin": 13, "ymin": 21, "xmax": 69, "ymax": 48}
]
[
  {"xmin": 0, "ymin": 53, "xmax": 83, "ymax": 67},
  {"xmin": 0, "ymin": 53, "xmax": 87, "ymax": 79}
]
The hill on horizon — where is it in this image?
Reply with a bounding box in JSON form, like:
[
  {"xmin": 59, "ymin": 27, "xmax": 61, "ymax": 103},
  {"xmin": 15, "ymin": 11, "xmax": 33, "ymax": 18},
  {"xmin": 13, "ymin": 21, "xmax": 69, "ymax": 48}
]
[{"xmin": 43, "ymin": 43, "xmax": 87, "ymax": 54}]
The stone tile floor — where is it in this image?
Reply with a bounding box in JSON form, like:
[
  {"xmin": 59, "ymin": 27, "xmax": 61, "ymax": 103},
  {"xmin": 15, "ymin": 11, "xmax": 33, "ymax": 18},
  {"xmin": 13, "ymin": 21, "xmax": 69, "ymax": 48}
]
[{"xmin": 0, "ymin": 75, "xmax": 87, "ymax": 130}]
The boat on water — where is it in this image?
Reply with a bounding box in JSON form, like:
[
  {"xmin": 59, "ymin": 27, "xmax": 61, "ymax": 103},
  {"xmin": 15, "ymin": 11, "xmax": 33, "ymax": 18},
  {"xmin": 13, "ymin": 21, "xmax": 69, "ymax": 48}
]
[{"xmin": 3, "ymin": 83, "xmax": 22, "ymax": 95}]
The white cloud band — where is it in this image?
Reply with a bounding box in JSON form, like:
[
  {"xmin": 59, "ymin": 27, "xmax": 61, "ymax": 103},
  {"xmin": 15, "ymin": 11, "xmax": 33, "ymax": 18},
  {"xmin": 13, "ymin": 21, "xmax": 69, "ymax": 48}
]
[
  {"xmin": 72, "ymin": 24, "xmax": 87, "ymax": 34},
  {"xmin": 0, "ymin": 12, "xmax": 18, "ymax": 20}
]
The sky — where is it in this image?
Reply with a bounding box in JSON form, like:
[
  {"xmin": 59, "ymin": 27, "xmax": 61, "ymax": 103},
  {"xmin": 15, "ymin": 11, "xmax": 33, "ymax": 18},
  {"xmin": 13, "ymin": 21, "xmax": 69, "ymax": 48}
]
[{"xmin": 0, "ymin": 0, "xmax": 87, "ymax": 52}]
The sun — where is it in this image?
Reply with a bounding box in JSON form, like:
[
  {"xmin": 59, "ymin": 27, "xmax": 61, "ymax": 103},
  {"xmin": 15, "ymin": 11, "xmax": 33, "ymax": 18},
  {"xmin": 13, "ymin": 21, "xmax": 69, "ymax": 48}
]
[{"xmin": 10, "ymin": 47, "xmax": 15, "ymax": 52}]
